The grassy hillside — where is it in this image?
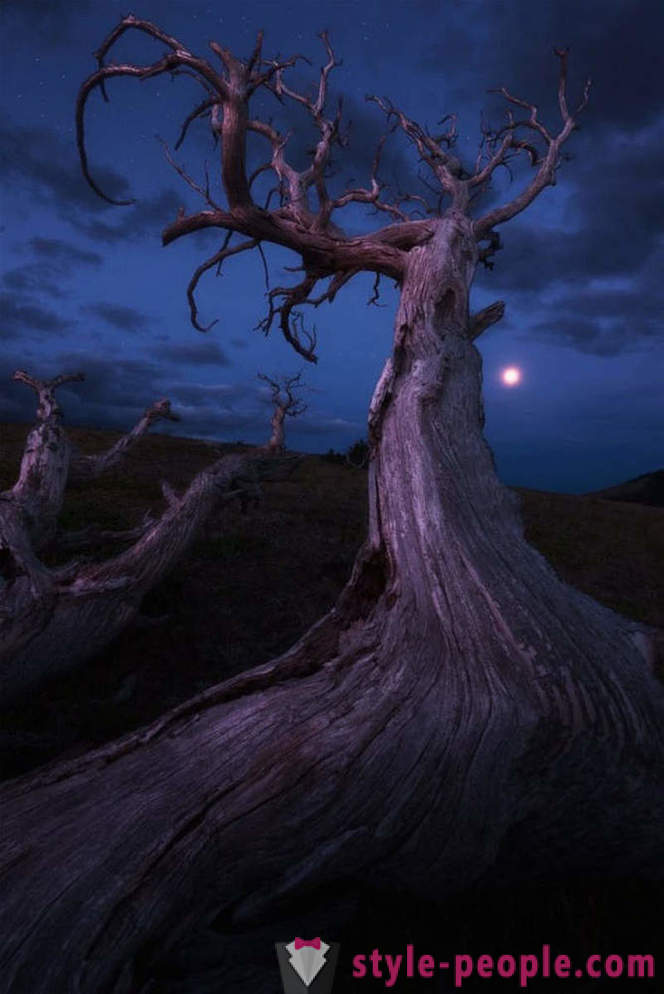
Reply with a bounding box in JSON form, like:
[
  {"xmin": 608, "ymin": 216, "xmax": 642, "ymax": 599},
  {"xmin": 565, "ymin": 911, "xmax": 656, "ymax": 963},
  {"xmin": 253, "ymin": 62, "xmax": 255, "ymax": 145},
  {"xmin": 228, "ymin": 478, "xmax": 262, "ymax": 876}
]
[
  {"xmin": 1, "ymin": 421, "xmax": 663, "ymax": 780},
  {"xmin": 587, "ymin": 468, "xmax": 664, "ymax": 507}
]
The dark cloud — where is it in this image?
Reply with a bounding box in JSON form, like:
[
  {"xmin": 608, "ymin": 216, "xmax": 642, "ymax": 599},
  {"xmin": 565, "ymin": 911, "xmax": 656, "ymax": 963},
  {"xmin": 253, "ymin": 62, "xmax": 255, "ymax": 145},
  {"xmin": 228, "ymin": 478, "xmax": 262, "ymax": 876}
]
[
  {"xmin": 82, "ymin": 302, "xmax": 150, "ymax": 332},
  {"xmin": 523, "ymin": 275, "xmax": 664, "ymax": 356},
  {"xmin": 0, "ymin": 349, "xmax": 256, "ymax": 441},
  {"xmin": 472, "ymin": 114, "xmax": 664, "ymax": 355},
  {"xmin": 2, "ymin": 234, "xmax": 104, "ymax": 304},
  {"xmin": 0, "ymin": 359, "xmax": 166, "ymax": 434},
  {"xmin": 0, "ymin": 117, "xmax": 185, "ymax": 244},
  {"xmin": 49, "ymin": 352, "xmax": 165, "ymax": 427},
  {"xmin": 167, "ymin": 382, "xmax": 248, "ymax": 406},
  {"xmin": 1, "ymin": 0, "xmax": 92, "ymax": 38},
  {"xmin": 526, "ymin": 315, "xmax": 630, "ymax": 357},
  {"xmin": 45, "ymin": 356, "xmax": 248, "ymax": 438},
  {"xmin": 30, "ymin": 237, "xmax": 102, "ymax": 267},
  {"xmin": 2, "ymin": 265, "xmax": 64, "ymax": 299},
  {"xmin": 159, "ymin": 340, "xmax": 231, "ymax": 366},
  {"xmin": 572, "ymin": 287, "xmax": 662, "ymax": 327},
  {"xmin": 2, "ymin": 236, "xmax": 103, "ymax": 301},
  {"xmin": 0, "ymin": 119, "xmax": 129, "ymax": 213},
  {"xmin": 0, "ymin": 293, "xmax": 70, "ymax": 337},
  {"xmin": 76, "ymin": 188, "xmax": 185, "ymax": 245},
  {"xmin": 419, "ymin": 0, "xmax": 664, "ymax": 136}
]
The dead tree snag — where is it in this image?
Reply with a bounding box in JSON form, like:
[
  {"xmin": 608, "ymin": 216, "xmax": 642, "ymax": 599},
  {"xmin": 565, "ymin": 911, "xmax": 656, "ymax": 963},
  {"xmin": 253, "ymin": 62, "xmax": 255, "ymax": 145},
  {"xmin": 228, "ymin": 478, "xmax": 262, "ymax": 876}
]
[
  {"xmin": 0, "ymin": 369, "xmax": 267, "ymax": 703},
  {"xmin": 258, "ymin": 372, "xmax": 307, "ymax": 454},
  {"xmin": 0, "ymin": 23, "xmax": 661, "ymax": 993}
]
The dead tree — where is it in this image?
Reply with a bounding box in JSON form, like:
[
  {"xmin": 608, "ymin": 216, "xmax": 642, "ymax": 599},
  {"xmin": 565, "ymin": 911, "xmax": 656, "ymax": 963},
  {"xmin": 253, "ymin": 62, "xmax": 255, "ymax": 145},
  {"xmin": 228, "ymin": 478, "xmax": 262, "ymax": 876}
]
[
  {"xmin": 0, "ymin": 369, "xmax": 266, "ymax": 703},
  {"xmin": 258, "ymin": 371, "xmax": 307, "ymax": 454},
  {"xmin": 1, "ymin": 20, "xmax": 663, "ymax": 993}
]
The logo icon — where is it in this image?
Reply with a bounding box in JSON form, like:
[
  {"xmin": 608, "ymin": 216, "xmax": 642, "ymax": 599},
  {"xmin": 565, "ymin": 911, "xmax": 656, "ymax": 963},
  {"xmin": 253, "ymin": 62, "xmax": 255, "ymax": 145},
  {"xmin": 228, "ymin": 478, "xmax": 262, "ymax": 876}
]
[{"xmin": 275, "ymin": 936, "xmax": 340, "ymax": 993}]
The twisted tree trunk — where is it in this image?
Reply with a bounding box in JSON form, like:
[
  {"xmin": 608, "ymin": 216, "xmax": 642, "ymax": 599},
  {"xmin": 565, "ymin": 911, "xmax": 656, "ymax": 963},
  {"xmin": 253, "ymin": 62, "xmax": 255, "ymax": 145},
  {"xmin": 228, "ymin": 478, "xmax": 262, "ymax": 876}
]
[{"xmin": 1, "ymin": 214, "xmax": 662, "ymax": 993}]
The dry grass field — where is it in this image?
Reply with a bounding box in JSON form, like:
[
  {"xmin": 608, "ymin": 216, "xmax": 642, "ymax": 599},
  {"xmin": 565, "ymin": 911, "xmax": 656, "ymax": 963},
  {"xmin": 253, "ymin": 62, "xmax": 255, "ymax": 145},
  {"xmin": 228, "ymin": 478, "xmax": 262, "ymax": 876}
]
[
  {"xmin": 2, "ymin": 421, "xmax": 663, "ymax": 989},
  {"xmin": 1, "ymin": 421, "xmax": 662, "ymax": 782}
]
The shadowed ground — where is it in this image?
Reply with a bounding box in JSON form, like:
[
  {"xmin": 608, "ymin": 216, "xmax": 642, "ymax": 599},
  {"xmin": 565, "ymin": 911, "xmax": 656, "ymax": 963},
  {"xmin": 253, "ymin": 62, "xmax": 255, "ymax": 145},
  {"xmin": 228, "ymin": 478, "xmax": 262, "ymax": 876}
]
[{"xmin": 1, "ymin": 422, "xmax": 662, "ymax": 781}]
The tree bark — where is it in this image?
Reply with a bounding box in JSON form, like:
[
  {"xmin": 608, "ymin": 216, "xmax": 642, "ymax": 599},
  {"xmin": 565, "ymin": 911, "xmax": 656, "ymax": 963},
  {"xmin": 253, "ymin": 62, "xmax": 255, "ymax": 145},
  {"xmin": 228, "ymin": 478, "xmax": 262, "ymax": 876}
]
[
  {"xmin": 1, "ymin": 212, "xmax": 663, "ymax": 992},
  {"xmin": 267, "ymin": 406, "xmax": 286, "ymax": 454}
]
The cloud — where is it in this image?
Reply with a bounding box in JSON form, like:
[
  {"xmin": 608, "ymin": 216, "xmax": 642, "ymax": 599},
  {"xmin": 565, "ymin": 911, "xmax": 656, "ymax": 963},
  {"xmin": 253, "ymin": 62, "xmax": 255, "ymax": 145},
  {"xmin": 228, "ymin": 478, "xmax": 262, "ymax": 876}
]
[
  {"xmin": 2, "ymin": 235, "xmax": 104, "ymax": 302},
  {"xmin": 524, "ymin": 275, "xmax": 664, "ymax": 356},
  {"xmin": 42, "ymin": 352, "xmax": 167, "ymax": 427},
  {"xmin": 419, "ymin": 0, "xmax": 664, "ymax": 136},
  {"xmin": 0, "ymin": 356, "xmax": 173, "ymax": 435},
  {"xmin": 167, "ymin": 381, "xmax": 249, "ymax": 406},
  {"xmin": 0, "ymin": 293, "xmax": 70, "ymax": 337},
  {"xmin": 159, "ymin": 340, "xmax": 232, "ymax": 366},
  {"xmin": 75, "ymin": 189, "xmax": 184, "ymax": 245},
  {"xmin": 526, "ymin": 315, "xmax": 627, "ymax": 357},
  {"xmin": 0, "ymin": 119, "xmax": 129, "ymax": 213},
  {"xmin": 0, "ymin": 117, "xmax": 185, "ymax": 245},
  {"xmin": 1, "ymin": 0, "xmax": 92, "ymax": 41},
  {"xmin": 473, "ymin": 117, "xmax": 664, "ymax": 356},
  {"xmin": 82, "ymin": 302, "xmax": 150, "ymax": 332},
  {"xmin": 23, "ymin": 354, "xmax": 248, "ymax": 438},
  {"xmin": 30, "ymin": 237, "xmax": 102, "ymax": 267},
  {"xmin": 2, "ymin": 265, "xmax": 64, "ymax": 299},
  {"xmin": 295, "ymin": 414, "xmax": 363, "ymax": 435}
]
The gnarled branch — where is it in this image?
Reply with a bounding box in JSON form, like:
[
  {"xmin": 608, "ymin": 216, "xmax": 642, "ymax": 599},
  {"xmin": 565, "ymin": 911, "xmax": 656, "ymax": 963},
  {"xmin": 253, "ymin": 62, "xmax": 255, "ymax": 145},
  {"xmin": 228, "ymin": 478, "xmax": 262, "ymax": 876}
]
[
  {"xmin": 0, "ymin": 365, "xmax": 293, "ymax": 702},
  {"xmin": 69, "ymin": 399, "xmax": 180, "ymax": 484},
  {"xmin": 258, "ymin": 371, "xmax": 308, "ymax": 418},
  {"xmin": 473, "ymin": 49, "xmax": 591, "ymax": 238},
  {"xmin": 76, "ymin": 22, "xmax": 445, "ymax": 349},
  {"xmin": 469, "ymin": 300, "xmax": 505, "ymax": 340},
  {"xmin": 77, "ymin": 23, "xmax": 586, "ymax": 357},
  {"xmin": 367, "ymin": 95, "xmax": 467, "ymax": 208}
]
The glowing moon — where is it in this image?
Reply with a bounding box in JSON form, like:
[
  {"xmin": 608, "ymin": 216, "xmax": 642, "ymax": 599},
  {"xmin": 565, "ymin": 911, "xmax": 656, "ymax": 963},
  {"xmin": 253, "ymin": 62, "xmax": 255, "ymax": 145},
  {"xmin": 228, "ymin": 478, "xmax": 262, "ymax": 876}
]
[{"xmin": 501, "ymin": 366, "xmax": 522, "ymax": 387}]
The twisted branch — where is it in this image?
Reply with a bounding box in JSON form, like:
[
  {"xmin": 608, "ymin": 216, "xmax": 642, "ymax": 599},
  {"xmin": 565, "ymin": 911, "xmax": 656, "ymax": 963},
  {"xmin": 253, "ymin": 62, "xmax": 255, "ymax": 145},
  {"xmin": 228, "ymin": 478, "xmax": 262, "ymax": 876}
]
[
  {"xmin": 472, "ymin": 49, "xmax": 591, "ymax": 239},
  {"xmin": 76, "ymin": 21, "xmax": 588, "ymax": 353}
]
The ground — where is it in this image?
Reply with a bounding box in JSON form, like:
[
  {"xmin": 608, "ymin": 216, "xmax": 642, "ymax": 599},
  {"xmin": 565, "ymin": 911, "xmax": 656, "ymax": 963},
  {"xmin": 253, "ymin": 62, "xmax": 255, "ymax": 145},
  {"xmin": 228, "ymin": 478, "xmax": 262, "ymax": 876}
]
[
  {"xmin": 1, "ymin": 423, "xmax": 663, "ymax": 990},
  {"xmin": 1, "ymin": 423, "xmax": 662, "ymax": 781}
]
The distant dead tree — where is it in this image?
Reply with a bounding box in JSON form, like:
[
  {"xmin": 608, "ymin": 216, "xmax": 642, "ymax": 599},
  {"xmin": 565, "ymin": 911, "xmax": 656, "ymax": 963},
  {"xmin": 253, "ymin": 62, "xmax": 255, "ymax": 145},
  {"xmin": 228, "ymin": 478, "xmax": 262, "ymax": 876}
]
[
  {"xmin": 1, "ymin": 18, "xmax": 662, "ymax": 994},
  {"xmin": 0, "ymin": 369, "xmax": 276, "ymax": 702},
  {"xmin": 258, "ymin": 371, "xmax": 307, "ymax": 454}
]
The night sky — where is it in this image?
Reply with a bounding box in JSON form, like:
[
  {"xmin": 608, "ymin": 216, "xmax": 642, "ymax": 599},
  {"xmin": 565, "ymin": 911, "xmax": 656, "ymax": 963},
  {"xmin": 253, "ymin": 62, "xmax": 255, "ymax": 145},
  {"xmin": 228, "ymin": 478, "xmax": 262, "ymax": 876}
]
[{"xmin": 1, "ymin": 0, "xmax": 661, "ymax": 493}]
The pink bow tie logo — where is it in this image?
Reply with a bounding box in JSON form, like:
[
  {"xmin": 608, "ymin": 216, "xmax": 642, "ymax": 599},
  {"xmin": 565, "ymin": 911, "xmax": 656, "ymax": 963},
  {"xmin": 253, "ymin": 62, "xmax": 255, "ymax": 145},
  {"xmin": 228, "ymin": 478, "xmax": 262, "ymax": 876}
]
[{"xmin": 294, "ymin": 937, "xmax": 321, "ymax": 950}]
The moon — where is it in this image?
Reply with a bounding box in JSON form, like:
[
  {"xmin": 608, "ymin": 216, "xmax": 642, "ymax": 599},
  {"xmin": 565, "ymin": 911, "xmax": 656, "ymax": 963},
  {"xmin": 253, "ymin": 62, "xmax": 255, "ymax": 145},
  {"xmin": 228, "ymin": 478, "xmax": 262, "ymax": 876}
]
[{"xmin": 501, "ymin": 366, "xmax": 522, "ymax": 387}]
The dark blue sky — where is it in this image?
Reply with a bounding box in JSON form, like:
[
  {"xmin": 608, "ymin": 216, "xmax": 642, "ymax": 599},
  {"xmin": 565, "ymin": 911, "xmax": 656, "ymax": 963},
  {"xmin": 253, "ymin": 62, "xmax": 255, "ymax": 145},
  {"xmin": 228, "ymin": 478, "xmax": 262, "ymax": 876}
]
[{"xmin": 1, "ymin": 0, "xmax": 661, "ymax": 492}]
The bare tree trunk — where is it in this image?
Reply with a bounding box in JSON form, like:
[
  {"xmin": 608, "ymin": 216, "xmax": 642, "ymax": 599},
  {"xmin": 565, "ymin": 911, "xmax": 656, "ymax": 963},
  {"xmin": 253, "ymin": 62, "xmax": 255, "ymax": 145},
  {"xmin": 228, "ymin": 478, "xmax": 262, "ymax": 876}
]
[
  {"xmin": 1, "ymin": 213, "xmax": 662, "ymax": 992},
  {"xmin": 0, "ymin": 373, "xmax": 264, "ymax": 703},
  {"xmin": 1, "ymin": 452, "xmax": 262, "ymax": 702},
  {"xmin": 267, "ymin": 406, "xmax": 286, "ymax": 454}
]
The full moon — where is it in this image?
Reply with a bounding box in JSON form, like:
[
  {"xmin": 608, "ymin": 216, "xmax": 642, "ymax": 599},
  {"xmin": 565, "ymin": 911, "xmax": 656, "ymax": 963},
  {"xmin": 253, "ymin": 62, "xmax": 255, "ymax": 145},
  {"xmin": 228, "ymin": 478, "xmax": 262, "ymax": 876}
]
[{"xmin": 501, "ymin": 366, "xmax": 522, "ymax": 387}]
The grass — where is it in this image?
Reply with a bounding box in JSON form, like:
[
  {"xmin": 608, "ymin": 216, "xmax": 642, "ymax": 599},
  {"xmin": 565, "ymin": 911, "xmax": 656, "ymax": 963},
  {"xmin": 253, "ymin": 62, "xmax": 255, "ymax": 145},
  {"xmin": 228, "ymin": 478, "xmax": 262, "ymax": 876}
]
[
  {"xmin": 1, "ymin": 421, "xmax": 662, "ymax": 780},
  {"xmin": 2, "ymin": 421, "xmax": 663, "ymax": 988}
]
